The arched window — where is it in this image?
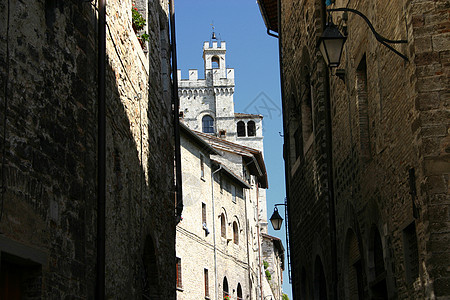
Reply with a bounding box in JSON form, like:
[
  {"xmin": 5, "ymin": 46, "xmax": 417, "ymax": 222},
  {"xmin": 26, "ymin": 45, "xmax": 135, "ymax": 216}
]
[
  {"xmin": 345, "ymin": 230, "xmax": 364, "ymax": 300},
  {"xmin": 221, "ymin": 213, "xmax": 226, "ymax": 238},
  {"xmin": 247, "ymin": 121, "xmax": 256, "ymax": 136},
  {"xmin": 300, "ymin": 267, "xmax": 309, "ymax": 299},
  {"xmin": 237, "ymin": 283, "xmax": 243, "ymax": 300},
  {"xmin": 237, "ymin": 121, "xmax": 246, "ymax": 137},
  {"xmin": 212, "ymin": 56, "xmax": 220, "ymax": 69},
  {"xmin": 202, "ymin": 115, "xmax": 214, "ymax": 133},
  {"xmin": 233, "ymin": 221, "xmax": 239, "ymax": 245},
  {"xmin": 223, "ymin": 277, "xmax": 229, "ymax": 298}
]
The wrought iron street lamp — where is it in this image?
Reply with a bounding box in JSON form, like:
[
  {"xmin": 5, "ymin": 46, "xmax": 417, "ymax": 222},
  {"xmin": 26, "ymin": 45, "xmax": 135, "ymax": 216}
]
[
  {"xmin": 269, "ymin": 207, "xmax": 283, "ymax": 231},
  {"xmin": 319, "ymin": 8, "xmax": 408, "ymax": 68},
  {"xmin": 269, "ymin": 199, "xmax": 292, "ymax": 283},
  {"xmin": 318, "ymin": 19, "xmax": 347, "ymax": 68}
]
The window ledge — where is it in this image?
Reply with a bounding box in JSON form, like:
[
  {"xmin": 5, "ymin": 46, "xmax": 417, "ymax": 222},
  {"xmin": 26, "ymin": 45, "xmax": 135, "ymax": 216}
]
[
  {"xmin": 201, "ymin": 176, "xmax": 206, "ymax": 182},
  {"xmin": 205, "ymin": 296, "xmax": 211, "ymax": 300},
  {"xmin": 176, "ymin": 287, "xmax": 184, "ymax": 292}
]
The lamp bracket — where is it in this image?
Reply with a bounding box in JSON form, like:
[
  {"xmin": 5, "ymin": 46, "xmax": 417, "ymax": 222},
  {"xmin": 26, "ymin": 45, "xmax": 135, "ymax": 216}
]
[{"xmin": 327, "ymin": 8, "xmax": 408, "ymax": 61}]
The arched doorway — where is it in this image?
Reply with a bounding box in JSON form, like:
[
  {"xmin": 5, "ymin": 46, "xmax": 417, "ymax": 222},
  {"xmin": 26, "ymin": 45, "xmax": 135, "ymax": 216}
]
[
  {"xmin": 345, "ymin": 229, "xmax": 365, "ymax": 300},
  {"xmin": 369, "ymin": 226, "xmax": 388, "ymax": 299},
  {"xmin": 142, "ymin": 235, "xmax": 160, "ymax": 299},
  {"xmin": 314, "ymin": 256, "xmax": 327, "ymax": 300}
]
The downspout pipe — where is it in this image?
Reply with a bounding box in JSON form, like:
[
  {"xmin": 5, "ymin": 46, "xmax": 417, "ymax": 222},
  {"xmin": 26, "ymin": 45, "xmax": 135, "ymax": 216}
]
[
  {"xmin": 96, "ymin": 0, "xmax": 106, "ymax": 298},
  {"xmin": 212, "ymin": 165, "xmax": 223, "ymax": 300},
  {"xmin": 169, "ymin": 0, "xmax": 183, "ymax": 222}
]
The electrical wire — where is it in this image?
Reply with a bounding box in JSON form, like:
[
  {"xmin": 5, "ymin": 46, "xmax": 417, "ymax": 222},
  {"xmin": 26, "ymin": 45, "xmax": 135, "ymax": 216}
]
[{"xmin": 0, "ymin": 0, "xmax": 11, "ymax": 223}]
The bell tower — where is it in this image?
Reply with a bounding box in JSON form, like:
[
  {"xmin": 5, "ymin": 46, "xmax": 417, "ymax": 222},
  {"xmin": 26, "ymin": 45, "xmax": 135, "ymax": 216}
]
[
  {"xmin": 178, "ymin": 39, "xmax": 236, "ymax": 140},
  {"xmin": 203, "ymin": 40, "xmax": 227, "ymax": 81}
]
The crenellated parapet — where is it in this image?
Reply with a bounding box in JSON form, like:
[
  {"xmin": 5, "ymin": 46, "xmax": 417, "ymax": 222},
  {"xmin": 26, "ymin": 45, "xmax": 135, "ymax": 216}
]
[{"xmin": 178, "ymin": 87, "xmax": 235, "ymax": 97}]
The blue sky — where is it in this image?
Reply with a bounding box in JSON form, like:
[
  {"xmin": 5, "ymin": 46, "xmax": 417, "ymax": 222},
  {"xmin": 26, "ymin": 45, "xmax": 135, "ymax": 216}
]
[{"xmin": 175, "ymin": 1, "xmax": 292, "ymax": 298}]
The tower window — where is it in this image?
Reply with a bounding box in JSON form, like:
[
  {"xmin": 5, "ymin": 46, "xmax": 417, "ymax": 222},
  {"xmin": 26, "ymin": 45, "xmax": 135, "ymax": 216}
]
[
  {"xmin": 212, "ymin": 56, "xmax": 220, "ymax": 69},
  {"xmin": 237, "ymin": 121, "xmax": 246, "ymax": 137},
  {"xmin": 202, "ymin": 115, "xmax": 214, "ymax": 133},
  {"xmin": 247, "ymin": 121, "xmax": 256, "ymax": 136}
]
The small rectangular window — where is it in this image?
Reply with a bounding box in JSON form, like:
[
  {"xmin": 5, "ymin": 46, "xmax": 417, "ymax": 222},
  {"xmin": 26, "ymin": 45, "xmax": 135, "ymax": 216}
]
[
  {"xmin": 176, "ymin": 257, "xmax": 182, "ymax": 289},
  {"xmin": 204, "ymin": 269, "xmax": 209, "ymax": 297},
  {"xmin": 202, "ymin": 203, "xmax": 206, "ymax": 224},
  {"xmin": 231, "ymin": 185, "xmax": 236, "ymax": 203},
  {"xmin": 200, "ymin": 155, "xmax": 205, "ymax": 178}
]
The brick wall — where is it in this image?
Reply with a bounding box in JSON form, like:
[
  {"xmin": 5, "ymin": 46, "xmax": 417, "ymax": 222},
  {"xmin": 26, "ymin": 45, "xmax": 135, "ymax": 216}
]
[{"xmin": 279, "ymin": 0, "xmax": 449, "ymax": 299}]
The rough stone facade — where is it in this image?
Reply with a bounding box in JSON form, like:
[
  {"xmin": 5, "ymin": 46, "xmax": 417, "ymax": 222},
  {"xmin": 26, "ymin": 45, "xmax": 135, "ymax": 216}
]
[
  {"xmin": 0, "ymin": 0, "xmax": 176, "ymax": 298},
  {"xmin": 259, "ymin": 0, "xmax": 449, "ymax": 299},
  {"xmin": 176, "ymin": 40, "xmax": 284, "ymax": 300}
]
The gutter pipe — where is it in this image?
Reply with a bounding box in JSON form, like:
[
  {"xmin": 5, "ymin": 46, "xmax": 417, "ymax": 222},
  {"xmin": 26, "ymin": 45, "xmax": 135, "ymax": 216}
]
[
  {"xmin": 96, "ymin": 0, "xmax": 106, "ymax": 298},
  {"xmin": 169, "ymin": 0, "xmax": 183, "ymax": 222},
  {"xmin": 212, "ymin": 165, "xmax": 223, "ymax": 300}
]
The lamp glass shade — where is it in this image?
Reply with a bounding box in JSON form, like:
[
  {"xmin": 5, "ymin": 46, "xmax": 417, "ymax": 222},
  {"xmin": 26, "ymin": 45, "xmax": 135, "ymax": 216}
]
[
  {"xmin": 270, "ymin": 209, "xmax": 283, "ymax": 231},
  {"xmin": 319, "ymin": 23, "xmax": 347, "ymax": 68}
]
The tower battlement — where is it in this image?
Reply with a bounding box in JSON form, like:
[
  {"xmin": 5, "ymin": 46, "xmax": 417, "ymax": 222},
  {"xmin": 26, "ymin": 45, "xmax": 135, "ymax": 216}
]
[{"xmin": 203, "ymin": 41, "xmax": 226, "ymax": 50}]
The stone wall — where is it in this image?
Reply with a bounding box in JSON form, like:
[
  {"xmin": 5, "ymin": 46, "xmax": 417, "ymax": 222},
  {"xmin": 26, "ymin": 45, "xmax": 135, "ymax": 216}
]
[
  {"xmin": 279, "ymin": 0, "xmax": 449, "ymax": 299},
  {"xmin": 0, "ymin": 0, "xmax": 175, "ymax": 298}
]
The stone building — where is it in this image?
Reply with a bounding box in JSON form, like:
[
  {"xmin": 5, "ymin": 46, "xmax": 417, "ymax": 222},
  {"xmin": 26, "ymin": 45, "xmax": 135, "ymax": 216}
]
[
  {"xmin": 0, "ymin": 0, "xmax": 177, "ymax": 298},
  {"xmin": 258, "ymin": 0, "xmax": 449, "ymax": 299},
  {"xmin": 176, "ymin": 40, "xmax": 285, "ymax": 300}
]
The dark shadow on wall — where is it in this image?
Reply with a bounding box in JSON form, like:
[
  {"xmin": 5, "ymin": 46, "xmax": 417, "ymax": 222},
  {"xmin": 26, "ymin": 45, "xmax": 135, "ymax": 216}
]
[{"xmin": 0, "ymin": 1, "xmax": 175, "ymax": 298}]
